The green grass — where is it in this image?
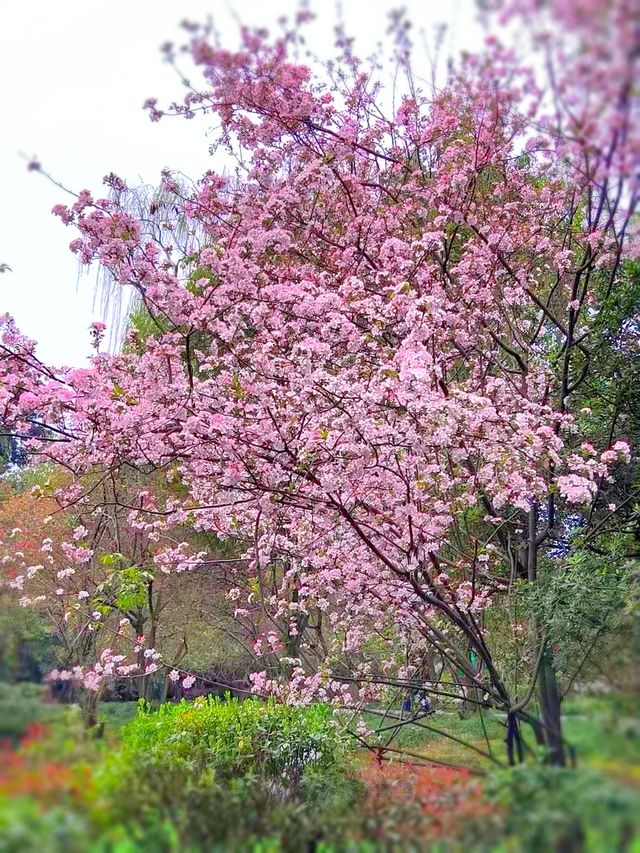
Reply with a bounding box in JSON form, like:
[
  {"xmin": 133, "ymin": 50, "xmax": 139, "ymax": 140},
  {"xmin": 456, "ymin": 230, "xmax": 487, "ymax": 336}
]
[
  {"xmin": 361, "ymin": 707, "xmax": 506, "ymax": 770},
  {"xmin": 98, "ymin": 701, "xmax": 138, "ymax": 729},
  {"xmin": 562, "ymin": 694, "xmax": 640, "ymax": 784},
  {"xmin": 0, "ymin": 682, "xmax": 138, "ymax": 741},
  {"xmin": 360, "ymin": 693, "xmax": 640, "ymax": 778}
]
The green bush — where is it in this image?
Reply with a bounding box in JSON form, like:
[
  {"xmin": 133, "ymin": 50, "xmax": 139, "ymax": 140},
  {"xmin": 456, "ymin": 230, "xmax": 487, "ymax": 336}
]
[
  {"xmin": 0, "ymin": 682, "xmax": 65, "ymax": 741},
  {"xmin": 0, "ymin": 797, "xmax": 91, "ymax": 853},
  {"xmin": 93, "ymin": 696, "xmax": 360, "ymax": 850},
  {"xmin": 0, "ymin": 682, "xmax": 48, "ymax": 701},
  {"xmin": 485, "ymin": 764, "xmax": 640, "ymax": 852}
]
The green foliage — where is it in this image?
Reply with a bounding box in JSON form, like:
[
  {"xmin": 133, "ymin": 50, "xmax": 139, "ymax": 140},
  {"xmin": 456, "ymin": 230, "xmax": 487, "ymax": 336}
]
[
  {"xmin": 0, "ymin": 683, "xmax": 137, "ymax": 745},
  {"xmin": 0, "ymin": 602, "xmax": 57, "ymax": 683},
  {"xmin": 0, "ymin": 797, "xmax": 91, "ymax": 853},
  {"xmin": 0, "ymin": 697, "xmax": 360, "ymax": 850},
  {"xmin": 0, "ymin": 461, "xmax": 58, "ymax": 494},
  {"xmin": 570, "ymin": 258, "xmax": 639, "ymax": 512},
  {"xmin": 1, "ymin": 693, "xmax": 638, "ymax": 850},
  {"xmin": 113, "ymin": 696, "xmax": 348, "ymax": 779},
  {"xmin": 0, "ymin": 682, "xmax": 45, "ymax": 700},
  {"xmin": 93, "ymin": 697, "xmax": 360, "ymax": 850},
  {"xmin": 94, "ymin": 555, "xmax": 153, "ymax": 613},
  {"xmin": 525, "ymin": 548, "xmax": 636, "ymax": 688},
  {"xmin": 0, "ymin": 683, "xmax": 64, "ymax": 741},
  {"xmin": 561, "ymin": 694, "xmax": 640, "ymax": 778},
  {"xmin": 99, "ymin": 701, "xmax": 139, "ymax": 730},
  {"xmin": 123, "ymin": 304, "xmax": 170, "ymax": 350},
  {"xmin": 185, "ymin": 267, "xmax": 217, "ymax": 297},
  {"xmin": 485, "ymin": 765, "xmax": 640, "ymax": 852}
]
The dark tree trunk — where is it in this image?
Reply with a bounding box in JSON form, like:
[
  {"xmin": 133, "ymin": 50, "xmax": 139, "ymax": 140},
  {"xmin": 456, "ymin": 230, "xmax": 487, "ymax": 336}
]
[
  {"xmin": 527, "ymin": 503, "xmax": 565, "ymax": 766},
  {"xmin": 538, "ymin": 650, "xmax": 565, "ymax": 766}
]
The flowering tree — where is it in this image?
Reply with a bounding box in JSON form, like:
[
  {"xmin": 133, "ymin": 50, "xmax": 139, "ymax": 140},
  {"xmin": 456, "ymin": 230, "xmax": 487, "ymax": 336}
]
[
  {"xmin": 0, "ymin": 464, "xmax": 169, "ymax": 721},
  {"xmin": 1, "ymin": 0, "xmax": 638, "ymax": 763}
]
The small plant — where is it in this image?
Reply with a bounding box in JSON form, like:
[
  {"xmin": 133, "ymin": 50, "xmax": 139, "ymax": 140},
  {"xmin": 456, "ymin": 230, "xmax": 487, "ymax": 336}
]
[{"xmin": 356, "ymin": 755, "xmax": 501, "ymax": 847}]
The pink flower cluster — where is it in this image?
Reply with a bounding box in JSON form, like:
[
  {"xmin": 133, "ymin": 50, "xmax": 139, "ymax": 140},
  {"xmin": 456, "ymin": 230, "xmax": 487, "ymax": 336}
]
[{"xmin": 49, "ymin": 647, "xmax": 159, "ymax": 692}]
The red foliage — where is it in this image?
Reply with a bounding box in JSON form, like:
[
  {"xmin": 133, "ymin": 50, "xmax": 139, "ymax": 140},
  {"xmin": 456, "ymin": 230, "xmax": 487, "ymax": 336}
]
[
  {"xmin": 0, "ymin": 723, "xmax": 91, "ymax": 805},
  {"xmin": 358, "ymin": 754, "xmax": 499, "ymax": 843},
  {"xmin": 18, "ymin": 721, "xmax": 48, "ymax": 747}
]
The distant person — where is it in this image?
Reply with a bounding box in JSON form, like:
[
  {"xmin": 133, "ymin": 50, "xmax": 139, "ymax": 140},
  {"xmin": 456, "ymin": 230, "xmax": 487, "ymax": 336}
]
[
  {"xmin": 418, "ymin": 691, "xmax": 434, "ymax": 715},
  {"xmin": 401, "ymin": 691, "xmax": 413, "ymax": 719}
]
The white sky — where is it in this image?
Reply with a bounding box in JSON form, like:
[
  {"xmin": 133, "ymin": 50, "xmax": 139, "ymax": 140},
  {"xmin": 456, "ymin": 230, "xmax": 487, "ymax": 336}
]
[{"xmin": 0, "ymin": 1, "xmax": 480, "ymax": 367}]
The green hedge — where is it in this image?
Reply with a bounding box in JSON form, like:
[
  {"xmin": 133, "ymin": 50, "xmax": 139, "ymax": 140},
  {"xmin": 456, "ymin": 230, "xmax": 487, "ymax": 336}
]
[
  {"xmin": 92, "ymin": 696, "xmax": 360, "ymax": 850},
  {"xmin": 0, "ymin": 797, "xmax": 91, "ymax": 853}
]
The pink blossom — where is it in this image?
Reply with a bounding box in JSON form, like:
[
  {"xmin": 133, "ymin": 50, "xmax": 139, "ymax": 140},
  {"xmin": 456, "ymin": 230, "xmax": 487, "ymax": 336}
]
[
  {"xmin": 557, "ymin": 474, "xmax": 596, "ymax": 504},
  {"xmin": 1, "ymin": 0, "xmax": 636, "ymax": 723}
]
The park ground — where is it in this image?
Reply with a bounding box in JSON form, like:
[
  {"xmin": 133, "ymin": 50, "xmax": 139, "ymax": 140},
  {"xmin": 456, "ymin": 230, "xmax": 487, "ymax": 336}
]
[{"xmin": 0, "ymin": 684, "xmax": 638, "ymax": 851}]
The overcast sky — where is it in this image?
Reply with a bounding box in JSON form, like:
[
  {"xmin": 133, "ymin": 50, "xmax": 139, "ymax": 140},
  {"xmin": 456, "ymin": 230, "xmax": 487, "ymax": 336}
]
[{"xmin": 0, "ymin": 1, "xmax": 480, "ymax": 367}]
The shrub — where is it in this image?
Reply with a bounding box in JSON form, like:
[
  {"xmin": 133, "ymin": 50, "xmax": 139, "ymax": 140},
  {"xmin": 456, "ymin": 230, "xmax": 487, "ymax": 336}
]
[
  {"xmin": 0, "ymin": 744, "xmax": 91, "ymax": 805},
  {"xmin": 0, "ymin": 682, "xmax": 64, "ymax": 741},
  {"xmin": 485, "ymin": 765, "xmax": 640, "ymax": 852},
  {"xmin": 355, "ymin": 755, "xmax": 502, "ymax": 848},
  {"xmin": 94, "ymin": 696, "xmax": 360, "ymax": 850},
  {"xmin": 0, "ymin": 797, "xmax": 91, "ymax": 853}
]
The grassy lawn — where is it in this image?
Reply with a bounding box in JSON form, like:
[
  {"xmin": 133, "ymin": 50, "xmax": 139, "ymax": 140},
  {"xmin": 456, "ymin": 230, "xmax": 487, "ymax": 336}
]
[
  {"xmin": 362, "ymin": 706, "xmax": 509, "ymax": 770},
  {"xmin": 98, "ymin": 700, "xmax": 139, "ymax": 729},
  {"xmin": 361, "ymin": 692, "xmax": 640, "ymax": 780},
  {"xmin": 562, "ymin": 693, "xmax": 640, "ymax": 786}
]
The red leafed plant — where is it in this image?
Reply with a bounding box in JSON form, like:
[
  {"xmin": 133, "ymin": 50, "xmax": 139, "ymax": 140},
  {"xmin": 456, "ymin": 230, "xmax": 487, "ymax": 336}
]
[
  {"xmin": 0, "ymin": 723, "xmax": 92, "ymax": 805},
  {"xmin": 358, "ymin": 754, "xmax": 501, "ymax": 844}
]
